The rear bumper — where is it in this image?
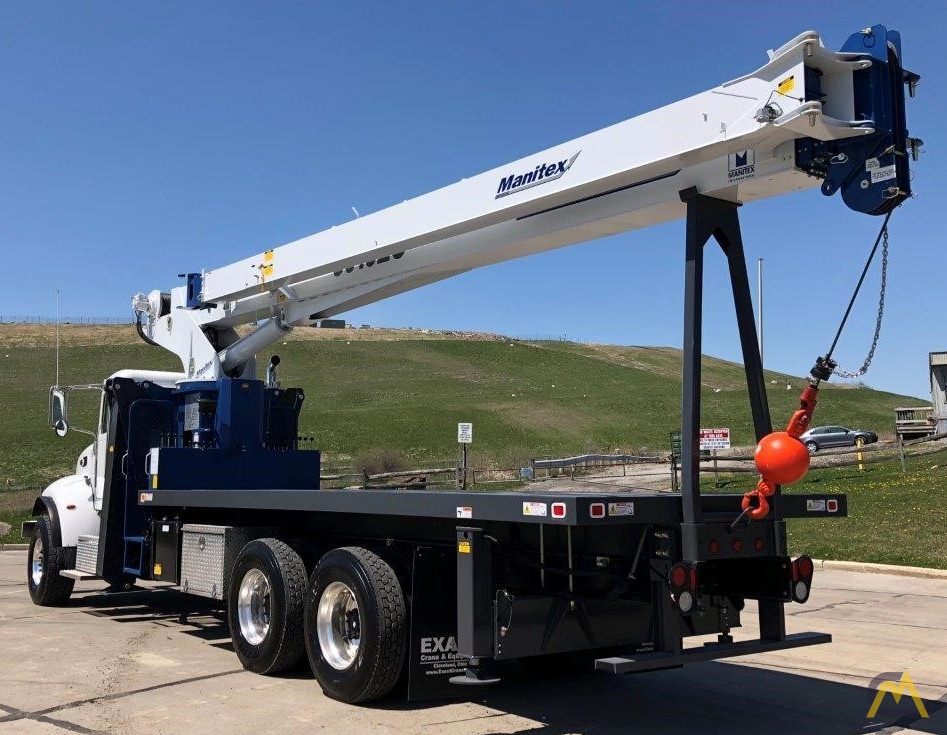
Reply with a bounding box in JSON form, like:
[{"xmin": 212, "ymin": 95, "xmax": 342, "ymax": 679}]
[{"xmin": 595, "ymin": 631, "xmax": 831, "ymax": 674}]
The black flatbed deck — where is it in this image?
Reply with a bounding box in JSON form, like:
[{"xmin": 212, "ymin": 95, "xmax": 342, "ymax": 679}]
[{"xmin": 143, "ymin": 487, "xmax": 846, "ymax": 526}]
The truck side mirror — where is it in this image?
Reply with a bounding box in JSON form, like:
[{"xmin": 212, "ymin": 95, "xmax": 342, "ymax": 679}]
[{"xmin": 49, "ymin": 388, "xmax": 68, "ymax": 437}]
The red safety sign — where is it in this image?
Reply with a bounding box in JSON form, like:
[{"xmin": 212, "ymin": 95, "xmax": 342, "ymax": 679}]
[{"xmin": 699, "ymin": 427, "xmax": 731, "ymax": 451}]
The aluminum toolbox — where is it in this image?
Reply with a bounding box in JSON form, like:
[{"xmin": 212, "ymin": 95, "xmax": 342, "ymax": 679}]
[{"xmin": 180, "ymin": 524, "xmax": 254, "ymax": 600}]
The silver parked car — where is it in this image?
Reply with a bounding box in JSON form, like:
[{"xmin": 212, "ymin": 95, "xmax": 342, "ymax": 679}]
[{"xmin": 798, "ymin": 425, "xmax": 878, "ymax": 453}]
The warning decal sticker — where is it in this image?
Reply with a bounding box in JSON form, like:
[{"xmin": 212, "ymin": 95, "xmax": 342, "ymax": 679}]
[
  {"xmin": 608, "ymin": 501, "xmax": 635, "ymax": 517},
  {"xmin": 522, "ymin": 501, "xmax": 548, "ymax": 517},
  {"xmin": 870, "ymin": 164, "xmax": 897, "ymax": 183}
]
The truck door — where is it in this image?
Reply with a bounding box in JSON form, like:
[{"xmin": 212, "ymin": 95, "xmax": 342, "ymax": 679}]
[{"xmin": 93, "ymin": 390, "xmax": 110, "ymax": 511}]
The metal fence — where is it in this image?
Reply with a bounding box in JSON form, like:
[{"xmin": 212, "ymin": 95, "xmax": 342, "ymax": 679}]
[
  {"xmin": 0, "ymin": 315, "xmax": 132, "ymax": 325},
  {"xmin": 511, "ymin": 334, "xmax": 593, "ymax": 343}
]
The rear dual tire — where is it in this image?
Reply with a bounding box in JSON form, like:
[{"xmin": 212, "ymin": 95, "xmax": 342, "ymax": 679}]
[
  {"xmin": 228, "ymin": 538, "xmax": 308, "ymax": 674},
  {"xmin": 228, "ymin": 541, "xmax": 408, "ymax": 703},
  {"xmin": 305, "ymin": 547, "xmax": 406, "ymax": 704}
]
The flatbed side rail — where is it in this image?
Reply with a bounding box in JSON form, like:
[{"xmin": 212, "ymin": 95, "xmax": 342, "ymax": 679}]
[{"xmin": 142, "ymin": 487, "xmax": 846, "ymax": 525}]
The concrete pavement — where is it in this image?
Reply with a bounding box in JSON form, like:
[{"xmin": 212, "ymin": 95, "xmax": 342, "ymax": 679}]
[{"xmin": 0, "ymin": 548, "xmax": 944, "ymax": 735}]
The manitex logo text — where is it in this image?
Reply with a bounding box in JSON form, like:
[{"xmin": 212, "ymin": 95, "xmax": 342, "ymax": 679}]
[
  {"xmin": 727, "ymin": 149, "xmax": 755, "ymax": 183},
  {"xmin": 496, "ymin": 151, "xmax": 580, "ymax": 199},
  {"xmin": 866, "ymin": 671, "xmax": 929, "ymax": 720}
]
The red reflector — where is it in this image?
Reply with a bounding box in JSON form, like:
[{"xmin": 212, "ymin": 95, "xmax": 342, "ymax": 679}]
[
  {"xmin": 827, "ymin": 499, "xmax": 839, "ymax": 513},
  {"xmin": 689, "ymin": 567, "xmax": 698, "ymax": 590},
  {"xmin": 551, "ymin": 502, "xmax": 566, "ymax": 519},
  {"xmin": 670, "ymin": 564, "xmax": 687, "ymax": 588},
  {"xmin": 589, "ymin": 502, "xmax": 605, "ymax": 519},
  {"xmin": 754, "ymin": 538, "xmax": 765, "ymax": 552},
  {"xmin": 797, "ymin": 555, "xmax": 814, "ymax": 578},
  {"xmin": 732, "ymin": 539, "xmax": 743, "ymax": 553},
  {"xmin": 708, "ymin": 539, "xmax": 719, "ymax": 554}
]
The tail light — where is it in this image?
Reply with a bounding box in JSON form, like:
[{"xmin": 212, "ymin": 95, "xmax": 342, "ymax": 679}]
[
  {"xmin": 668, "ymin": 563, "xmax": 698, "ymax": 614},
  {"xmin": 790, "ymin": 554, "xmax": 814, "ymax": 602}
]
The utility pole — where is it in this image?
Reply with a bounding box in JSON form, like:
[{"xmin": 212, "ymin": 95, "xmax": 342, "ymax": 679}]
[
  {"xmin": 757, "ymin": 258, "xmax": 764, "ymax": 367},
  {"xmin": 55, "ymin": 289, "xmax": 60, "ymax": 387}
]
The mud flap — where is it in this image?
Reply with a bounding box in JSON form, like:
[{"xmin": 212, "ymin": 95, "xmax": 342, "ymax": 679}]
[{"xmin": 407, "ymin": 546, "xmax": 468, "ymax": 701}]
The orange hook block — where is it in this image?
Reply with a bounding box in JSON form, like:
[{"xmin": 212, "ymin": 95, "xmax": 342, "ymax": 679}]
[
  {"xmin": 754, "ymin": 431, "xmax": 810, "ymax": 486},
  {"xmin": 741, "ymin": 477, "xmax": 775, "ymax": 520},
  {"xmin": 741, "ymin": 384, "xmax": 819, "ymax": 520}
]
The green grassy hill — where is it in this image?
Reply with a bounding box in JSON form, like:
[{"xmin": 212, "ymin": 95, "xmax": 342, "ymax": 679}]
[
  {"xmin": 0, "ymin": 324, "xmax": 920, "ymax": 489},
  {"xmin": 3, "ymin": 324, "xmax": 942, "ymax": 567}
]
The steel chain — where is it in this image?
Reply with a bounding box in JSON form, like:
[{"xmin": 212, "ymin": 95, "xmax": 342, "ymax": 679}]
[{"xmin": 833, "ymin": 224, "xmax": 888, "ymax": 378}]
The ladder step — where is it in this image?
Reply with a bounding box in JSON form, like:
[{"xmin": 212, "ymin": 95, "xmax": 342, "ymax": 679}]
[{"xmin": 60, "ymin": 570, "xmax": 97, "ymax": 581}]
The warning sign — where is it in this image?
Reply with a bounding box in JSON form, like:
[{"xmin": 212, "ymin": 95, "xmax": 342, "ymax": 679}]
[
  {"xmin": 699, "ymin": 428, "xmax": 731, "ymax": 451},
  {"xmin": 608, "ymin": 501, "xmax": 635, "ymax": 517},
  {"xmin": 522, "ymin": 501, "xmax": 548, "ymax": 517}
]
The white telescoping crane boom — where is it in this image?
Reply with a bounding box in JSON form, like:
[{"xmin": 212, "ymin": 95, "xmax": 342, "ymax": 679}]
[{"xmin": 133, "ymin": 27, "xmax": 918, "ymax": 382}]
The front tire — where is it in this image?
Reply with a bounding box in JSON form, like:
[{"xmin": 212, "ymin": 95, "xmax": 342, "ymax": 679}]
[
  {"xmin": 27, "ymin": 516, "xmax": 74, "ymax": 606},
  {"xmin": 228, "ymin": 538, "xmax": 308, "ymax": 674},
  {"xmin": 304, "ymin": 547, "xmax": 406, "ymax": 703}
]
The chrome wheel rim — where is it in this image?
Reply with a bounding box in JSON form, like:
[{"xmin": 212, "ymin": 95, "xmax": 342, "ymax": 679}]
[
  {"xmin": 31, "ymin": 536, "xmax": 44, "ymax": 587},
  {"xmin": 237, "ymin": 568, "xmax": 271, "ymax": 646},
  {"xmin": 317, "ymin": 581, "xmax": 360, "ymax": 670}
]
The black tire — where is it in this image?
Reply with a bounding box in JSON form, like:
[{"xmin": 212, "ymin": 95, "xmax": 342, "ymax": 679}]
[
  {"xmin": 304, "ymin": 547, "xmax": 406, "ymax": 703},
  {"xmin": 228, "ymin": 538, "xmax": 307, "ymax": 675},
  {"xmin": 805, "ymin": 441, "xmax": 818, "ymax": 453},
  {"xmin": 27, "ymin": 516, "xmax": 74, "ymax": 606}
]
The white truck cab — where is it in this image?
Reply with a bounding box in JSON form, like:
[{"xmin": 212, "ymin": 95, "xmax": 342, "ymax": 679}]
[{"xmin": 24, "ymin": 369, "xmax": 183, "ymax": 603}]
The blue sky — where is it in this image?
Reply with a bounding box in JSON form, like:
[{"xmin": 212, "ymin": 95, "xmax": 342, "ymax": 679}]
[{"xmin": 0, "ymin": 2, "xmax": 943, "ymax": 398}]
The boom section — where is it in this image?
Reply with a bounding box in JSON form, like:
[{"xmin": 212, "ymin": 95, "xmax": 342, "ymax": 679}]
[
  {"xmin": 200, "ymin": 28, "xmax": 912, "ymax": 309},
  {"xmin": 134, "ymin": 25, "xmax": 917, "ymax": 381}
]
